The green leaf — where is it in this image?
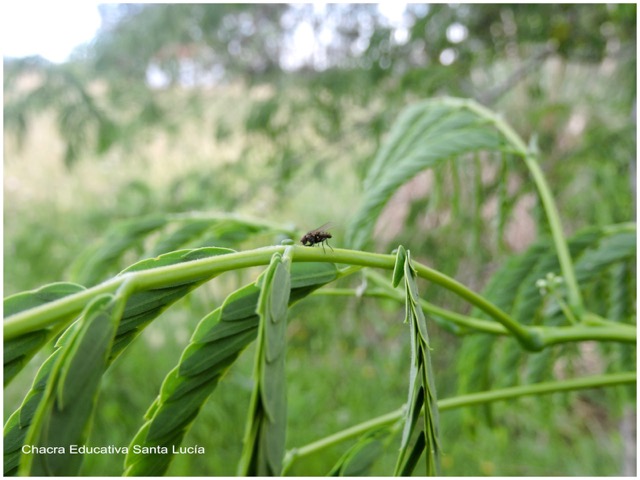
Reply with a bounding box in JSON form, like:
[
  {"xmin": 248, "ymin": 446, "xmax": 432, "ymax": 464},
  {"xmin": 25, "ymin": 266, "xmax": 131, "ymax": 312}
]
[
  {"xmin": 347, "ymin": 98, "xmax": 504, "ymax": 249},
  {"xmin": 329, "ymin": 428, "xmax": 391, "ymax": 476},
  {"xmin": 240, "ymin": 252, "xmax": 291, "ymax": 475},
  {"xmin": 220, "ymin": 286, "xmax": 263, "ymax": 322},
  {"xmin": 179, "ymin": 328, "xmax": 259, "ymax": 378},
  {"xmin": 123, "ymin": 423, "xmax": 182, "ymax": 477},
  {"xmin": 395, "ymin": 250, "xmax": 440, "ymax": 476},
  {"xmin": 146, "ymin": 376, "xmax": 220, "ymax": 443},
  {"xmin": 68, "ymin": 215, "xmax": 167, "ymax": 285},
  {"xmin": 54, "ymin": 297, "xmax": 119, "ymax": 409},
  {"xmin": 3, "ymin": 410, "xmax": 24, "ymax": 475},
  {"xmin": 266, "ymin": 260, "xmax": 291, "ymax": 362},
  {"xmin": 5, "ymin": 349, "xmax": 66, "ymax": 475},
  {"xmin": 110, "ymin": 247, "xmax": 234, "ymax": 359},
  {"xmin": 289, "ymin": 261, "xmax": 339, "ymax": 288},
  {"xmin": 456, "ymin": 224, "xmax": 636, "ymax": 425},
  {"xmin": 574, "ymin": 230, "xmax": 636, "ymax": 283},
  {"xmin": 4, "ymin": 282, "xmax": 86, "ymax": 317},
  {"xmin": 124, "ymin": 260, "xmax": 335, "ymax": 476},
  {"xmin": 4, "ymin": 331, "xmax": 49, "ymax": 385},
  {"xmin": 197, "ymin": 218, "xmax": 282, "ymax": 249},
  {"xmin": 150, "ymin": 219, "xmax": 214, "ymax": 256},
  {"xmin": 398, "ymin": 431, "xmax": 427, "ymax": 477},
  {"xmin": 4, "ymin": 283, "xmax": 86, "ymax": 385},
  {"xmin": 474, "ymin": 225, "xmax": 635, "ymax": 325},
  {"xmin": 270, "ymin": 259, "xmax": 291, "ymax": 322},
  {"xmin": 121, "ymin": 246, "xmax": 234, "ymax": 276},
  {"xmin": 19, "ymin": 294, "xmax": 121, "ymax": 476},
  {"xmin": 5, "ymin": 247, "xmax": 227, "ymax": 474},
  {"xmin": 194, "ymin": 313, "xmax": 259, "ymax": 345},
  {"xmin": 4, "ymin": 334, "xmax": 77, "ymax": 476},
  {"xmin": 404, "ymin": 252, "xmax": 429, "ymax": 345},
  {"xmin": 391, "ymin": 245, "xmax": 407, "ymax": 288}
]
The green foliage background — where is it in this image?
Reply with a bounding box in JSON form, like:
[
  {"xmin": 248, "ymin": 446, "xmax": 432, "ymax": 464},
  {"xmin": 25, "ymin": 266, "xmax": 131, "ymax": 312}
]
[{"xmin": 4, "ymin": 3, "xmax": 636, "ymax": 476}]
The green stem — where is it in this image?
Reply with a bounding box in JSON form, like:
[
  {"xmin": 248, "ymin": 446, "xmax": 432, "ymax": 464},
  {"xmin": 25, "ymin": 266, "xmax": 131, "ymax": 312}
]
[
  {"xmin": 5, "ymin": 246, "xmax": 633, "ymax": 350},
  {"xmin": 3, "ymin": 246, "xmax": 282, "ymax": 339},
  {"xmin": 364, "ymin": 269, "xmax": 508, "ymax": 335},
  {"xmin": 551, "ymin": 293, "xmax": 579, "ymax": 325},
  {"xmin": 438, "ymin": 371, "xmax": 636, "ymax": 410},
  {"xmin": 523, "ymin": 154, "xmax": 584, "ymax": 314},
  {"xmin": 535, "ymin": 324, "xmax": 636, "ymax": 346},
  {"xmin": 282, "ymin": 408, "xmax": 404, "ymax": 474},
  {"xmin": 411, "ymin": 261, "xmax": 539, "ymax": 349},
  {"xmin": 456, "ymin": 98, "xmax": 584, "ymax": 317},
  {"xmin": 317, "ymin": 287, "xmax": 507, "ymax": 336},
  {"xmin": 4, "ymin": 247, "xmax": 522, "ymax": 344},
  {"xmin": 282, "ymin": 371, "xmax": 636, "ymax": 469},
  {"xmin": 3, "ymin": 277, "xmax": 123, "ymax": 340},
  {"xmin": 318, "ymin": 287, "xmax": 636, "ymax": 345}
]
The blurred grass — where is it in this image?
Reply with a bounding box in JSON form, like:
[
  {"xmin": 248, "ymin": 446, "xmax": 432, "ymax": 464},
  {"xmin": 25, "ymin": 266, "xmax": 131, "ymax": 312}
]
[{"xmin": 4, "ymin": 62, "xmax": 632, "ymax": 475}]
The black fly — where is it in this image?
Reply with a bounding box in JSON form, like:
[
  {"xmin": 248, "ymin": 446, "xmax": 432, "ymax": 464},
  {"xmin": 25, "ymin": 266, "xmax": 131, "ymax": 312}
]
[{"xmin": 300, "ymin": 223, "xmax": 334, "ymax": 253}]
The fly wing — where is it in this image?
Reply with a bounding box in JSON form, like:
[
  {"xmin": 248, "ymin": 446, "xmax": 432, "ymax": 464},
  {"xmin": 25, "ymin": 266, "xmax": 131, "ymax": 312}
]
[{"xmin": 307, "ymin": 222, "xmax": 333, "ymax": 234}]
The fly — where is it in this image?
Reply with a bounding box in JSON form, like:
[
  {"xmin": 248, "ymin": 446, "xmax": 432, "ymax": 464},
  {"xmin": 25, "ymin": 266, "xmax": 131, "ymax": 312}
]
[{"xmin": 300, "ymin": 223, "xmax": 334, "ymax": 253}]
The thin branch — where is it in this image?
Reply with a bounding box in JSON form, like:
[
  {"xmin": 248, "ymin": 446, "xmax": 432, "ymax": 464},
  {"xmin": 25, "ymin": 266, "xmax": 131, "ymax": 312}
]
[
  {"xmin": 282, "ymin": 371, "xmax": 636, "ymax": 470},
  {"xmin": 478, "ymin": 43, "xmax": 557, "ymax": 106}
]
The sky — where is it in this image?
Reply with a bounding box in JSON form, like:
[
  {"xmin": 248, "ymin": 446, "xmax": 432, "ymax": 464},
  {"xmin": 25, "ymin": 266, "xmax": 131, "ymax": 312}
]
[
  {"xmin": 1, "ymin": 2, "xmax": 407, "ymax": 64},
  {"xmin": 2, "ymin": 1, "xmax": 103, "ymax": 62}
]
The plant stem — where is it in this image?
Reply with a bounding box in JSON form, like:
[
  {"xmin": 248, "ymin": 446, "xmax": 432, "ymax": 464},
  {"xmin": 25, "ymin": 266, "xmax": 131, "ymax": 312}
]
[
  {"xmin": 318, "ymin": 287, "xmax": 502, "ymax": 336},
  {"xmin": 438, "ymin": 371, "xmax": 636, "ymax": 410},
  {"xmin": 3, "ymin": 277, "xmax": 124, "ymax": 340},
  {"xmin": 3, "ymin": 247, "xmax": 283, "ymax": 339},
  {"xmin": 282, "ymin": 371, "xmax": 636, "ymax": 470},
  {"xmin": 364, "ymin": 269, "xmax": 509, "ymax": 335},
  {"xmin": 410, "ymin": 261, "xmax": 539, "ymax": 349},
  {"xmin": 282, "ymin": 408, "xmax": 404, "ymax": 474},
  {"xmin": 4, "ymin": 247, "xmax": 520, "ymax": 342},
  {"xmin": 316, "ymin": 286, "xmax": 636, "ymax": 345},
  {"xmin": 5, "ymin": 246, "xmax": 631, "ymax": 350},
  {"xmin": 455, "ymin": 98, "xmax": 584, "ymax": 318},
  {"xmin": 523, "ymin": 153, "xmax": 584, "ymax": 315},
  {"xmin": 535, "ymin": 324, "xmax": 636, "ymax": 345}
]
